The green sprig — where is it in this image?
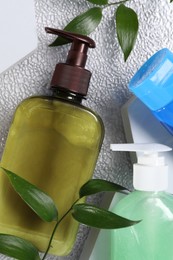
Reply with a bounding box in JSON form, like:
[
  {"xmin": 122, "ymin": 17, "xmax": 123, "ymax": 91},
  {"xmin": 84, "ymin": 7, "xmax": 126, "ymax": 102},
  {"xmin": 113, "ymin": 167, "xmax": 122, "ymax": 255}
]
[
  {"xmin": 0, "ymin": 168, "xmax": 139, "ymax": 260},
  {"xmin": 48, "ymin": 0, "xmax": 138, "ymax": 61}
]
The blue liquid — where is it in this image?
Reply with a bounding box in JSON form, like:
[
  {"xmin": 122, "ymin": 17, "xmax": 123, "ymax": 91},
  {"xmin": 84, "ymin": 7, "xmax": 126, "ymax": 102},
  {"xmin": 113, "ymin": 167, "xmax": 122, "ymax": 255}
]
[{"xmin": 152, "ymin": 100, "xmax": 173, "ymax": 135}]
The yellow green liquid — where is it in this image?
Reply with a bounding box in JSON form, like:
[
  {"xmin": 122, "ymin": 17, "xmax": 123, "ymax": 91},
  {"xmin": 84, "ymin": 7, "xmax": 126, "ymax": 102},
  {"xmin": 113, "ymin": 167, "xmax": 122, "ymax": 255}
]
[{"xmin": 0, "ymin": 96, "xmax": 104, "ymax": 255}]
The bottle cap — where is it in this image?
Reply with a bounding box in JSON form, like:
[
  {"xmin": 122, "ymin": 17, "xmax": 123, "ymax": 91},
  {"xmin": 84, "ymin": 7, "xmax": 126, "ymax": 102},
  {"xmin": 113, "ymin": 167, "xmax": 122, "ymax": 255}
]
[
  {"xmin": 129, "ymin": 48, "xmax": 173, "ymax": 111},
  {"xmin": 110, "ymin": 143, "xmax": 172, "ymax": 191},
  {"xmin": 45, "ymin": 27, "xmax": 95, "ymax": 96}
]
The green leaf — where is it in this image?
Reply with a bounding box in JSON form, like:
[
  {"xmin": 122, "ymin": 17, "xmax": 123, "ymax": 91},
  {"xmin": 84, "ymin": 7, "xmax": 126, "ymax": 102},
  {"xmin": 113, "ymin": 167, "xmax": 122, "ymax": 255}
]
[
  {"xmin": 116, "ymin": 4, "xmax": 139, "ymax": 61},
  {"xmin": 87, "ymin": 0, "xmax": 108, "ymax": 5},
  {"xmin": 50, "ymin": 7, "xmax": 102, "ymax": 46},
  {"xmin": 0, "ymin": 234, "xmax": 40, "ymax": 260},
  {"xmin": 72, "ymin": 203, "xmax": 140, "ymax": 229},
  {"xmin": 79, "ymin": 179, "xmax": 128, "ymax": 198},
  {"xmin": 170, "ymin": 0, "xmax": 173, "ymax": 2},
  {"xmin": 1, "ymin": 168, "xmax": 58, "ymax": 222}
]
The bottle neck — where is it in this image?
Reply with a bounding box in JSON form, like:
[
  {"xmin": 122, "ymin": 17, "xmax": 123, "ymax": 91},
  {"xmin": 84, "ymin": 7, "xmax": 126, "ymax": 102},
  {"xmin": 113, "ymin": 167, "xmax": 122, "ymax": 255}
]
[
  {"xmin": 133, "ymin": 164, "xmax": 168, "ymax": 192},
  {"xmin": 52, "ymin": 88, "xmax": 84, "ymax": 104}
]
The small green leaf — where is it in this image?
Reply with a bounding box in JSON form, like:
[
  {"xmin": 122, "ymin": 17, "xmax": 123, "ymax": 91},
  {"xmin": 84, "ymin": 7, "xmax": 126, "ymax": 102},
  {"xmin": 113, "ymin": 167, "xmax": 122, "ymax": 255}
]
[
  {"xmin": 87, "ymin": 0, "xmax": 108, "ymax": 5},
  {"xmin": 170, "ymin": 0, "xmax": 173, "ymax": 2},
  {"xmin": 0, "ymin": 234, "xmax": 40, "ymax": 260},
  {"xmin": 79, "ymin": 179, "xmax": 128, "ymax": 198},
  {"xmin": 50, "ymin": 7, "xmax": 102, "ymax": 46},
  {"xmin": 1, "ymin": 168, "xmax": 58, "ymax": 222},
  {"xmin": 72, "ymin": 203, "xmax": 140, "ymax": 229},
  {"xmin": 116, "ymin": 4, "xmax": 139, "ymax": 61}
]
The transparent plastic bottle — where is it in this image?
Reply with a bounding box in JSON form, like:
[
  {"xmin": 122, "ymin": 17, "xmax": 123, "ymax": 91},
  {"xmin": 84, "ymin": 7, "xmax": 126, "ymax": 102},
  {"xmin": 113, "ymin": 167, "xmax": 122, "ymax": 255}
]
[
  {"xmin": 110, "ymin": 143, "xmax": 173, "ymax": 260},
  {"xmin": 0, "ymin": 28, "xmax": 104, "ymax": 256}
]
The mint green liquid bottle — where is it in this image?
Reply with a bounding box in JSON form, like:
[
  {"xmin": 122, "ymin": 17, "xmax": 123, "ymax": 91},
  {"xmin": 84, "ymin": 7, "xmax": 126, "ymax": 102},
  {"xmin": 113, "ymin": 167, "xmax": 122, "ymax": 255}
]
[{"xmin": 110, "ymin": 143, "xmax": 173, "ymax": 260}]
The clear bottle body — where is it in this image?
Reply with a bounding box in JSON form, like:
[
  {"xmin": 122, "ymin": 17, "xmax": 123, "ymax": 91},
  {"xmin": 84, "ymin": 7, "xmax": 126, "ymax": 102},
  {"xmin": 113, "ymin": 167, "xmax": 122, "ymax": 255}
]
[
  {"xmin": 152, "ymin": 100, "xmax": 173, "ymax": 135},
  {"xmin": 0, "ymin": 93, "xmax": 104, "ymax": 255},
  {"xmin": 111, "ymin": 190, "xmax": 173, "ymax": 260}
]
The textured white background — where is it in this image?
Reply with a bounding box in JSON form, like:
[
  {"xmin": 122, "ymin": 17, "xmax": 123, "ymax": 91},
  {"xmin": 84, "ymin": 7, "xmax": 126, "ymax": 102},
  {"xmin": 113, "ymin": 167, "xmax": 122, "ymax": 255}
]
[{"xmin": 0, "ymin": 0, "xmax": 173, "ymax": 259}]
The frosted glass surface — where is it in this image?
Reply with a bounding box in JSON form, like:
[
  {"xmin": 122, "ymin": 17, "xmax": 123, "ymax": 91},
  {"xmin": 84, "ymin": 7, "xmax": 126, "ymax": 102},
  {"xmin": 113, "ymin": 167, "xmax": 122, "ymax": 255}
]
[
  {"xmin": 0, "ymin": 0, "xmax": 37, "ymax": 73},
  {"xmin": 0, "ymin": 0, "xmax": 173, "ymax": 259}
]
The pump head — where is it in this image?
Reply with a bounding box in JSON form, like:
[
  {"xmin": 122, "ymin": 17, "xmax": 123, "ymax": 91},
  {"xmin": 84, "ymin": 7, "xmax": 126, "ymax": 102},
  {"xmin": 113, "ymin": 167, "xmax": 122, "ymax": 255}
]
[
  {"xmin": 110, "ymin": 143, "xmax": 172, "ymax": 191},
  {"xmin": 45, "ymin": 27, "xmax": 96, "ymax": 96}
]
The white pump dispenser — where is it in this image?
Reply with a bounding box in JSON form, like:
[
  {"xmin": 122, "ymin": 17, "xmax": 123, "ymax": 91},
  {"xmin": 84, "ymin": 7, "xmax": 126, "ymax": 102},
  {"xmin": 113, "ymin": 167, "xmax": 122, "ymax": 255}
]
[
  {"xmin": 110, "ymin": 143, "xmax": 173, "ymax": 260},
  {"xmin": 110, "ymin": 143, "xmax": 171, "ymax": 191}
]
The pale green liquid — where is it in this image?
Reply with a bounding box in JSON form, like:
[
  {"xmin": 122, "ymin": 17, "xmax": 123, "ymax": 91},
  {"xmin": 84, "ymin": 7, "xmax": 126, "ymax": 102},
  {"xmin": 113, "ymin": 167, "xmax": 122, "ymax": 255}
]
[
  {"xmin": 111, "ymin": 191, "xmax": 173, "ymax": 260},
  {"xmin": 0, "ymin": 96, "xmax": 104, "ymax": 255}
]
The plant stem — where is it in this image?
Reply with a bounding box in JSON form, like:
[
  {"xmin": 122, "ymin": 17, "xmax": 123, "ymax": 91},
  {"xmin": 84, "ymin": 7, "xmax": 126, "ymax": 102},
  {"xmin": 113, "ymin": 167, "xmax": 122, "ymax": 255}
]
[
  {"xmin": 104, "ymin": 0, "xmax": 131, "ymax": 8},
  {"xmin": 41, "ymin": 199, "xmax": 80, "ymax": 260}
]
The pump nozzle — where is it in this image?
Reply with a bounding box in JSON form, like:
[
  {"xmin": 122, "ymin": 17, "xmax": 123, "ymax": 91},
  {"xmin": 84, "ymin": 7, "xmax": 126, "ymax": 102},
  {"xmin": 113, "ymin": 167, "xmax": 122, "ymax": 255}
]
[
  {"xmin": 45, "ymin": 27, "xmax": 95, "ymax": 48},
  {"xmin": 110, "ymin": 143, "xmax": 172, "ymax": 191},
  {"xmin": 110, "ymin": 143, "xmax": 172, "ymax": 153},
  {"xmin": 45, "ymin": 27, "xmax": 95, "ymax": 68},
  {"xmin": 45, "ymin": 27, "xmax": 96, "ymax": 95}
]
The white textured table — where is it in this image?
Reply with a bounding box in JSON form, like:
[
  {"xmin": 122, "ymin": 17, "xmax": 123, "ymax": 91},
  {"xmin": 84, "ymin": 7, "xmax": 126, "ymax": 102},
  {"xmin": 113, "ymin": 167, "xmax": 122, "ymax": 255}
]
[{"xmin": 0, "ymin": 0, "xmax": 173, "ymax": 259}]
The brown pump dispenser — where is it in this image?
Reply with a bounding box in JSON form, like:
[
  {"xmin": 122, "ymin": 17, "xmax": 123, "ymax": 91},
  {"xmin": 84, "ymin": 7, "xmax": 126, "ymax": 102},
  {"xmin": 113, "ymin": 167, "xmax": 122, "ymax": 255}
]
[{"xmin": 45, "ymin": 27, "xmax": 96, "ymax": 96}]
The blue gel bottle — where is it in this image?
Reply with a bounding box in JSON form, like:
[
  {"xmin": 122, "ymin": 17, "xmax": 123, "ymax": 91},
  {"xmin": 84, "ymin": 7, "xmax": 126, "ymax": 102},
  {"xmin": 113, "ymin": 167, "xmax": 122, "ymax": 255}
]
[{"xmin": 129, "ymin": 48, "xmax": 173, "ymax": 135}]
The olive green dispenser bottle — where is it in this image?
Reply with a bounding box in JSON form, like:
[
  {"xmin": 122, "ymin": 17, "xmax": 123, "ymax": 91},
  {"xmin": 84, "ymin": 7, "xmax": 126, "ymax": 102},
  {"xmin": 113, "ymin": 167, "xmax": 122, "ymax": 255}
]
[{"xmin": 0, "ymin": 28, "xmax": 104, "ymax": 256}]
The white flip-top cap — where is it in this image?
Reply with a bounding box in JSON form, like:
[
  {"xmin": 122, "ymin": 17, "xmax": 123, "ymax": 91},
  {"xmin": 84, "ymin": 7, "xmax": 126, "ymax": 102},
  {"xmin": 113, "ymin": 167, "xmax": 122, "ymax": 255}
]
[{"xmin": 110, "ymin": 143, "xmax": 172, "ymax": 191}]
